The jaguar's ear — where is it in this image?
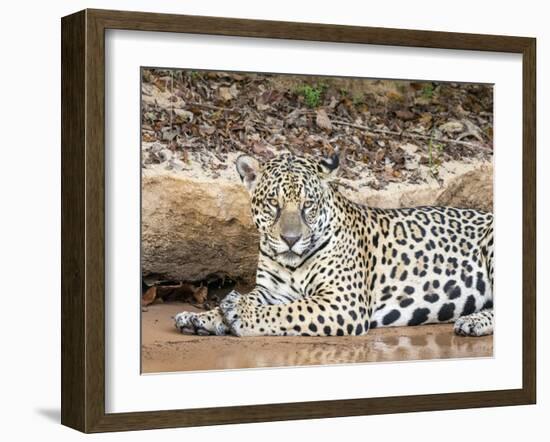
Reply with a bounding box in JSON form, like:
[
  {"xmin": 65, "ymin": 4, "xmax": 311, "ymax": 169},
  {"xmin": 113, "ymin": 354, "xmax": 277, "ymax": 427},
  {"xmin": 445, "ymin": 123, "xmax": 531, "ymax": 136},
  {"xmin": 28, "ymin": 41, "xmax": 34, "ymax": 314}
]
[
  {"xmin": 317, "ymin": 153, "xmax": 339, "ymax": 177},
  {"xmin": 236, "ymin": 155, "xmax": 261, "ymax": 193}
]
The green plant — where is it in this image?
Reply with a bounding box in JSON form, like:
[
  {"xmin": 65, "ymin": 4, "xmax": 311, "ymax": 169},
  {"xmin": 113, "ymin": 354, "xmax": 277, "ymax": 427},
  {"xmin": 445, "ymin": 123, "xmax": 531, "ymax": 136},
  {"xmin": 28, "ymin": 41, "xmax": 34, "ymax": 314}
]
[
  {"xmin": 421, "ymin": 83, "xmax": 434, "ymax": 99},
  {"xmin": 352, "ymin": 94, "xmax": 364, "ymax": 106},
  {"xmin": 295, "ymin": 83, "xmax": 326, "ymax": 108}
]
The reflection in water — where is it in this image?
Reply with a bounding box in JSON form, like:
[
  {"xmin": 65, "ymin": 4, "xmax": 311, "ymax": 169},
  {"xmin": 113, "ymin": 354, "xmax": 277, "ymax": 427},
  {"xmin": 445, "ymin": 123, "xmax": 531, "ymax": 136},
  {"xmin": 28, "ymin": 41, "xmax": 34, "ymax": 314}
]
[
  {"xmin": 222, "ymin": 332, "xmax": 492, "ymax": 370},
  {"xmin": 141, "ymin": 303, "xmax": 493, "ymax": 373},
  {"xmin": 142, "ymin": 324, "xmax": 493, "ymax": 373}
]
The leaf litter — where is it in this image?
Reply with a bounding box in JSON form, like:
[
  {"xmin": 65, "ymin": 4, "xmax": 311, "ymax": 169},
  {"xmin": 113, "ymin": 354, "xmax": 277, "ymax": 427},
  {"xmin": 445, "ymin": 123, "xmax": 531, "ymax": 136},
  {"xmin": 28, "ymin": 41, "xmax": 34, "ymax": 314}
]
[{"xmin": 141, "ymin": 68, "xmax": 493, "ymax": 189}]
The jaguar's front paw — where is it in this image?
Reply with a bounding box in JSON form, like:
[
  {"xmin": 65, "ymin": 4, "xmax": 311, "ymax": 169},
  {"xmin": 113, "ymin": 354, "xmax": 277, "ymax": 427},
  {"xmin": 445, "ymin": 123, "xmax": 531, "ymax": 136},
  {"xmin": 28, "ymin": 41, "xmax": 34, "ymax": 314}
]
[
  {"xmin": 174, "ymin": 311, "xmax": 198, "ymax": 334},
  {"xmin": 174, "ymin": 307, "xmax": 230, "ymax": 335},
  {"xmin": 219, "ymin": 290, "xmax": 244, "ymax": 336}
]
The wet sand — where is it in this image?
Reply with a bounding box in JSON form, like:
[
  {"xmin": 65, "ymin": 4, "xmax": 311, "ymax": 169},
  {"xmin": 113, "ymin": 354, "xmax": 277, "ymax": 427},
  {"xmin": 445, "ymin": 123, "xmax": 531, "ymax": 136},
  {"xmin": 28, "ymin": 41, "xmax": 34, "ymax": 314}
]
[{"xmin": 142, "ymin": 302, "xmax": 493, "ymax": 373}]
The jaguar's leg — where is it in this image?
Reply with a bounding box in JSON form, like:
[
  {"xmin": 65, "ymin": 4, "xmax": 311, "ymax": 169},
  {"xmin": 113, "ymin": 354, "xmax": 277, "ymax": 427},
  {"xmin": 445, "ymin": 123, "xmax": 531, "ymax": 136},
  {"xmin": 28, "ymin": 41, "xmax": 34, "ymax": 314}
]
[
  {"xmin": 454, "ymin": 308, "xmax": 494, "ymax": 337},
  {"xmin": 455, "ymin": 223, "xmax": 495, "ymax": 338},
  {"xmin": 174, "ymin": 307, "xmax": 229, "ymax": 336},
  {"xmin": 173, "ymin": 288, "xmax": 279, "ymax": 335},
  {"xmin": 220, "ymin": 290, "xmax": 371, "ymax": 337}
]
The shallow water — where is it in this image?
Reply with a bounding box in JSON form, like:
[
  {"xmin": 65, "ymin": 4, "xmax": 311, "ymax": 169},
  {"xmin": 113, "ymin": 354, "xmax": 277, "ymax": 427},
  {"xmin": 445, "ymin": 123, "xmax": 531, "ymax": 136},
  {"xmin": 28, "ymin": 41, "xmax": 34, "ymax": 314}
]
[{"xmin": 141, "ymin": 302, "xmax": 493, "ymax": 373}]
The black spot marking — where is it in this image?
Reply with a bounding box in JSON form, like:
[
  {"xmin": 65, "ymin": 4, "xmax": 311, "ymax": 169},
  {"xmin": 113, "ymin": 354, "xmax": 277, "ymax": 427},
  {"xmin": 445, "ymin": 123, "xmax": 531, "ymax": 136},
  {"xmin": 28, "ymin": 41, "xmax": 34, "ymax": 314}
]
[
  {"xmin": 423, "ymin": 293, "xmax": 439, "ymax": 303},
  {"xmin": 462, "ymin": 295, "xmax": 476, "ymax": 316},
  {"xmin": 476, "ymin": 272, "xmax": 486, "ymax": 295},
  {"xmin": 444, "ymin": 279, "xmax": 462, "ymax": 299},
  {"xmin": 438, "ymin": 303, "xmax": 456, "ymax": 322},
  {"xmin": 408, "ymin": 308, "xmax": 430, "ymax": 326},
  {"xmin": 449, "ymin": 286, "xmax": 461, "ymax": 299},
  {"xmin": 372, "ymin": 232, "xmax": 379, "ymax": 248},
  {"xmin": 399, "ymin": 298, "xmax": 414, "ymax": 308},
  {"xmin": 382, "ymin": 309, "xmax": 401, "ymax": 325},
  {"xmin": 443, "ymin": 279, "xmax": 456, "ymax": 293}
]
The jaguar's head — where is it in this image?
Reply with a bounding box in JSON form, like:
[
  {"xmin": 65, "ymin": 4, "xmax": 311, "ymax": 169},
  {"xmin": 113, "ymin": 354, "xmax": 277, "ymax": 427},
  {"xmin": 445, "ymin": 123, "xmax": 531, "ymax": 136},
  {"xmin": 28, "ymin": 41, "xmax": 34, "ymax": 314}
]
[{"xmin": 236, "ymin": 152, "xmax": 339, "ymax": 267}]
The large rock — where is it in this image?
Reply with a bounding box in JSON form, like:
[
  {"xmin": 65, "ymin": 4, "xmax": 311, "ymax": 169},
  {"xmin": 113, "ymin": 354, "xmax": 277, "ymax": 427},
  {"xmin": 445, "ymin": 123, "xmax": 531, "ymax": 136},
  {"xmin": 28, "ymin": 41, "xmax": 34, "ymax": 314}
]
[
  {"xmin": 142, "ymin": 172, "xmax": 258, "ymax": 285},
  {"xmin": 141, "ymin": 161, "xmax": 493, "ymax": 284},
  {"xmin": 339, "ymin": 162, "xmax": 493, "ymax": 212},
  {"xmin": 435, "ymin": 164, "xmax": 493, "ymax": 212}
]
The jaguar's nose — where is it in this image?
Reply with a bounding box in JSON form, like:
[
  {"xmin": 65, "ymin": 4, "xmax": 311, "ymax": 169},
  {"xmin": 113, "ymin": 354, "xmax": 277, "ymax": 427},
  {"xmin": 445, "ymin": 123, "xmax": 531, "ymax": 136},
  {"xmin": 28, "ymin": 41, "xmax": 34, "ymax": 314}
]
[{"xmin": 281, "ymin": 233, "xmax": 302, "ymax": 248}]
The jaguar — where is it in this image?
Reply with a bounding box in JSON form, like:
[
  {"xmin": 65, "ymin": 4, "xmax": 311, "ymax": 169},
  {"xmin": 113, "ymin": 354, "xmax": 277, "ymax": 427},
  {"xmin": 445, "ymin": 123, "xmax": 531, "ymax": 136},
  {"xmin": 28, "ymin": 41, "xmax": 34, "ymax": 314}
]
[{"xmin": 174, "ymin": 152, "xmax": 494, "ymax": 337}]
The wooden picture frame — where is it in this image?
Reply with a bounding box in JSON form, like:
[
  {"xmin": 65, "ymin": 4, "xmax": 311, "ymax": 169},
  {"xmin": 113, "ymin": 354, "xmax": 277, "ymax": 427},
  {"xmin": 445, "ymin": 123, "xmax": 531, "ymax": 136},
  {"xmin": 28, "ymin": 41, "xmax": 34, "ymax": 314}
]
[{"xmin": 61, "ymin": 8, "xmax": 536, "ymax": 433}]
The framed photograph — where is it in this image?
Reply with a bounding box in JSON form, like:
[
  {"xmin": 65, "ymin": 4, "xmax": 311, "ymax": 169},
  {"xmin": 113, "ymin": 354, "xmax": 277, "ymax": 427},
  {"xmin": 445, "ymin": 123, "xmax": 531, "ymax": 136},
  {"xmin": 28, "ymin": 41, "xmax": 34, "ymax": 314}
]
[{"xmin": 61, "ymin": 9, "xmax": 536, "ymax": 432}]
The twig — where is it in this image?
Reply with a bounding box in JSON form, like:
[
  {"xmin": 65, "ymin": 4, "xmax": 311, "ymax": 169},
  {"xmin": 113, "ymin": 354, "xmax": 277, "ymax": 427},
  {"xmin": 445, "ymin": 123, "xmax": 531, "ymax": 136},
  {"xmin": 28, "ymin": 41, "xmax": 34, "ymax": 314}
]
[
  {"xmin": 251, "ymin": 119, "xmax": 272, "ymax": 128},
  {"xmin": 185, "ymin": 102, "xmax": 235, "ymax": 112},
  {"xmin": 331, "ymin": 120, "xmax": 489, "ymax": 149}
]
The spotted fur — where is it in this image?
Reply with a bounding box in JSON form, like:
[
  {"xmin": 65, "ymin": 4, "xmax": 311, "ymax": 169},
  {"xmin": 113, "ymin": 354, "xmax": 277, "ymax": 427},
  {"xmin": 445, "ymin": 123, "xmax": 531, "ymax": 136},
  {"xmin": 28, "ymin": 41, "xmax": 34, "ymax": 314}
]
[{"xmin": 175, "ymin": 153, "xmax": 494, "ymax": 338}]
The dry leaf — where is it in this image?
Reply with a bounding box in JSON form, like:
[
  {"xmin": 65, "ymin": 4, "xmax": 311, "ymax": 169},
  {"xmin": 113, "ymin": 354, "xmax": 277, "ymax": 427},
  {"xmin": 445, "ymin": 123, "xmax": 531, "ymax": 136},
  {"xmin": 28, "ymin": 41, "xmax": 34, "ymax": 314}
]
[
  {"xmin": 153, "ymin": 78, "xmax": 166, "ymax": 92},
  {"xmin": 461, "ymin": 119, "xmax": 484, "ymax": 142},
  {"xmin": 142, "ymin": 132, "xmax": 156, "ymax": 142},
  {"xmin": 252, "ymin": 141, "xmax": 274, "ymax": 159},
  {"xmin": 199, "ymin": 124, "xmax": 216, "ymax": 135},
  {"xmin": 218, "ymin": 87, "xmax": 234, "ymax": 102},
  {"xmin": 315, "ymin": 109, "xmax": 332, "ymax": 131},
  {"xmin": 173, "ymin": 108, "xmax": 194, "ymax": 122},
  {"xmin": 395, "ymin": 110, "xmax": 415, "ymax": 121},
  {"xmin": 142, "ymin": 286, "xmax": 157, "ymax": 306},
  {"xmin": 404, "ymin": 154, "xmax": 420, "ymax": 170},
  {"xmin": 386, "ymin": 91, "xmax": 404, "ymax": 102},
  {"xmin": 418, "ymin": 113, "xmax": 433, "ymax": 127},
  {"xmin": 193, "ymin": 286, "xmax": 208, "ymax": 304},
  {"xmin": 439, "ymin": 120, "xmax": 464, "ymax": 135},
  {"xmin": 400, "ymin": 143, "xmax": 419, "ymax": 155}
]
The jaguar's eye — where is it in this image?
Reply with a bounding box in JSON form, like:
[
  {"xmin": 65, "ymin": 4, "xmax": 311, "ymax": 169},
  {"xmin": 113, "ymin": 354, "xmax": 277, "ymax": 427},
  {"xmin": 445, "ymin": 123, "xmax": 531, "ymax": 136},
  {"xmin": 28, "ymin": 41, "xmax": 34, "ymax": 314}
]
[
  {"xmin": 268, "ymin": 198, "xmax": 279, "ymax": 207},
  {"xmin": 303, "ymin": 200, "xmax": 315, "ymax": 209}
]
